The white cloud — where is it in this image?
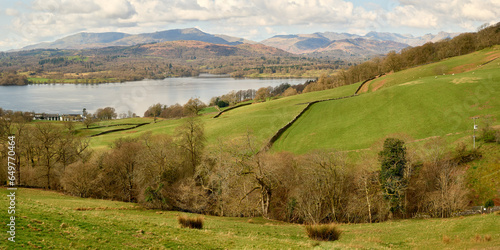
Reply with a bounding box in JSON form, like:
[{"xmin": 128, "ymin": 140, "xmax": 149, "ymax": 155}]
[
  {"xmin": 387, "ymin": 5, "xmax": 438, "ymax": 28},
  {"xmin": 387, "ymin": 0, "xmax": 500, "ymax": 30},
  {"xmin": 265, "ymin": 27, "xmax": 274, "ymax": 34},
  {"xmin": 5, "ymin": 8, "xmax": 20, "ymax": 16}
]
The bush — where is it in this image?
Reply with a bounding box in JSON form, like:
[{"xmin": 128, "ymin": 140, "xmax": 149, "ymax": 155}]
[
  {"xmin": 217, "ymin": 100, "xmax": 229, "ymax": 108},
  {"xmin": 484, "ymin": 199, "xmax": 495, "ymax": 208},
  {"xmin": 453, "ymin": 143, "xmax": 482, "ymax": 164},
  {"xmin": 177, "ymin": 215, "xmax": 204, "ymax": 229},
  {"xmin": 305, "ymin": 224, "xmax": 342, "ymax": 241}
]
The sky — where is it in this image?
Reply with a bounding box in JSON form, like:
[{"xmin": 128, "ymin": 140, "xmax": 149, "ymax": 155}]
[{"xmin": 0, "ymin": 0, "xmax": 499, "ymax": 51}]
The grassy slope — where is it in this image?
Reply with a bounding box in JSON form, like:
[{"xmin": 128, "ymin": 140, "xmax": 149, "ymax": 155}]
[
  {"xmin": 273, "ymin": 48, "xmax": 500, "ymax": 153},
  {"xmin": 88, "ymin": 83, "xmax": 360, "ymax": 149},
  {"xmin": 1, "ymin": 188, "xmax": 499, "ymax": 249},
  {"xmin": 365, "ymin": 46, "xmax": 500, "ymax": 92}
]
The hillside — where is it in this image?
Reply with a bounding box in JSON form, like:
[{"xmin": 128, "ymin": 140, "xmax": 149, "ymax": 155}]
[
  {"xmin": 20, "ymin": 28, "xmax": 249, "ymax": 50},
  {"xmin": 97, "ymin": 40, "xmax": 292, "ymax": 58},
  {"xmin": 82, "ymin": 47, "xmax": 500, "ymax": 154},
  {"xmin": 273, "ymin": 46, "xmax": 500, "ymax": 153},
  {"xmin": 18, "ymin": 28, "xmax": 459, "ymax": 60},
  {"xmin": 261, "ymin": 34, "xmax": 408, "ymax": 57},
  {"xmin": 261, "ymin": 31, "xmax": 459, "ymax": 56},
  {"xmin": 1, "ymin": 188, "xmax": 498, "ymax": 249},
  {"xmin": 1, "ymin": 40, "xmax": 331, "ymax": 83}
]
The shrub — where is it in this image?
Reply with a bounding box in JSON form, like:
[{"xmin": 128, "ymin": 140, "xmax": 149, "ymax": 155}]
[
  {"xmin": 217, "ymin": 100, "xmax": 229, "ymax": 108},
  {"xmin": 453, "ymin": 143, "xmax": 482, "ymax": 164},
  {"xmin": 177, "ymin": 215, "xmax": 204, "ymax": 229},
  {"xmin": 305, "ymin": 224, "xmax": 342, "ymax": 241},
  {"xmin": 484, "ymin": 199, "xmax": 495, "ymax": 208}
]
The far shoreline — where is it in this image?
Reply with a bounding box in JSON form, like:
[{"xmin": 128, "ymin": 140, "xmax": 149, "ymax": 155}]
[{"xmin": 1, "ymin": 75, "xmax": 317, "ymax": 86}]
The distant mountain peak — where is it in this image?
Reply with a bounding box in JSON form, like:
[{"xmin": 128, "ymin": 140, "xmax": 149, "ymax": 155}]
[
  {"xmin": 261, "ymin": 30, "xmax": 460, "ymax": 57},
  {"xmin": 19, "ymin": 28, "xmax": 251, "ymax": 51}
]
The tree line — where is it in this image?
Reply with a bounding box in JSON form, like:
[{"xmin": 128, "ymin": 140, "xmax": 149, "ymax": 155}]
[
  {"xmin": 0, "ymin": 44, "xmax": 342, "ymax": 84},
  {"xmin": 1, "ymin": 112, "xmax": 498, "ymax": 223}
]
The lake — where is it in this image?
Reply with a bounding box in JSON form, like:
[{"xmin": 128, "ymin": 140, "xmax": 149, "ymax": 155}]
[{"xmin": 0, "ymin": 77, "xmax": 311, "ymax": 116}]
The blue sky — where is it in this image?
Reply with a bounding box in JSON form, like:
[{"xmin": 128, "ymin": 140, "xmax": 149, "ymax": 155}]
[{"xmin": 0, "ymin": 0, "xmax": 498, "ymax": 51}]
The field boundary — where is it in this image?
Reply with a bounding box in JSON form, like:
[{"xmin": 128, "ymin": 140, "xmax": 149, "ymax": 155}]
[
  {"xmin": 263, "ymin": 94, "xmax": 357, "ymax": 151},
  {"xmin": 213, "ymin": 103, "xmax": 252, "ymax": 118},
  {"xmin": 86, "ymin": 123, "xmax": 147, "ymax": 130},
  {"xmin": 90, "ymin": 123, "xmax": 150, "ymax": 137}
]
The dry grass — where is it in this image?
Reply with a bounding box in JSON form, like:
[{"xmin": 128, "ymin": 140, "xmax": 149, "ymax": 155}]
[
  {"xmin": 305, "ymin": 223, "xmax": 342, "ymax": 241},
  {"xmin": 473, "ymin": 234, "xmax": 492, "ymax": 242},
  {"xmin": 485, "ymin": 235, "xmax": 492, "ymax": 242},
  {"xmin": 177, "ymin": 215, "xmax": 204, "ymax": 229},
  {"xmin": 443, "ymin": 235, "xmax": 451, "ymax": 244}
]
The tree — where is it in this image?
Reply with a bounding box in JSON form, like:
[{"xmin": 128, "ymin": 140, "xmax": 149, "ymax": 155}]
[
  {"xmin": 254, "ymin": 87, "xmax": 272, "ymax": 102},
  {"xmin": 183, "ymin": 98, "xmax": 207, "ymax": 116},
  {"xmin": 177, "ymin": 117, "xmax": 205, "ymax": 176},
  {"xmin": 378, "ymin": 138, "xmax": 408, "ymax": 215},
  {"xmin": 144, "ymin": 103, "xmax": 163, "ymax": 122},
  {"xmin": 82, "ymin": 113, "xmax": 95, "ymax": 129},
  {"xmin": 61, "ymin": 157, "xmax": 100, "ymax": 198},
  {"xmin": 95, "ymin": 107, "xmax": 117, "ymax": 120},
  {"xmin": 382, "ymin": 51, "xmax": 402, "ymax": 72},
  {"xmin": 138, "ymin": 133, "xmax": 181, "ymax": 209},
  {"xmin": 33, "ymin": 123, "xmax": 64, "ymax": 189},
  {"xmin": 103, "ymin": 138, "xmax": 144, "ymax": 202},
  {"xmin": 283, "ymin": 87, "xmax": 298, "ymax": 97}
]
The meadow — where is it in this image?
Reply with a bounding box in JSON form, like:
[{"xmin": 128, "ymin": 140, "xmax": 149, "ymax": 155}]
[
  {"xmin": 273, "ymin": 47, "xmax": 500, "ymax": 153},
  {"xmin": 1, "ymin": 188, "xmax": 498, "ymax": 249}
]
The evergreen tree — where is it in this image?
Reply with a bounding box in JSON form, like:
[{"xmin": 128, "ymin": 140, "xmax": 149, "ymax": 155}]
[{"xmin": 378, "ymin": 138, "xmax": 408, "ymax": 215}]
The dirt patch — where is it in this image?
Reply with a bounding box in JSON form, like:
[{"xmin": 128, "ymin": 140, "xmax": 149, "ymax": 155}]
[
  {"xmin": 484, "ymin": 50, "xmax": 500, "ymax": 63},
  {"xmin": 358, "ymin": 79, "xmax": 372, "ymax": 93},
  {"xmin": 452, "ymin": 77, "xmax": 481, "ymax": 84},
  {"xmin": 450, "ymin": 63, "xmax": 476, "ymax": 74},
  {"xmin": 400, "ymin": 80, "xmax": 423, "ymax": 86},
  {"xmin": 471, "ymin": 101, "xmax": 493, "ymax": 110},
  {"xmin": 371, "ymin": 79, "xmax": 387, "ymax": 92}
]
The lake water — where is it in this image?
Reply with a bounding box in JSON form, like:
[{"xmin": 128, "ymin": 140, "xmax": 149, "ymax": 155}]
[{"xmin": 0, "ymin": 77, "xmax": 311, "ymax": 116}]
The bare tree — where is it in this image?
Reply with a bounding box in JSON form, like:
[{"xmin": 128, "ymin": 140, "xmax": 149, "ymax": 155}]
[
  {"xmin": 177, "ymin": 117, "xmax": 205, "ymax": 176},
  {"xmin": 33, "ymin": 123, "xmax": 63, "ymax": 189},
  {"xmin": 183, "ymin": 98, "xmax": 207, "ymax": 116}
]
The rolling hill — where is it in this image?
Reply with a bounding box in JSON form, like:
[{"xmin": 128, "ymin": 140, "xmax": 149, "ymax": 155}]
[
  {"xmin": 18, "ymin": 28, "xmax": 459, "ymax": 61},
  {"xmin": 20, "ymin": 28, "xmax": 252, "ymax": 51},
  {"xmin": 93, "ymin": 40, "xmax": 292, "ymax": 58},
  {"xmin": 261, "ymin": 33, "xmax": 408, "ymax": 56},
  {"xmin": 261, "ymin": 31, "xmax": 459, "ymax": 56},
  {"xmin": 273, "ymin": 46, "xmax": 500, "ymax": 153},
  {"xmin": 84, "ymin": 46, "xmax": 500, "ymax": 153}
]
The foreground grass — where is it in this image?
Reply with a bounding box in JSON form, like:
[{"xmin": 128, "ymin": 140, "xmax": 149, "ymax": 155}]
[{"xmin": 1, "ymin": 188, "xmax": 499, "ymax": 249}]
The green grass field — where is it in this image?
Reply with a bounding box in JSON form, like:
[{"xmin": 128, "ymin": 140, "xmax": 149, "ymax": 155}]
[
  {"xmin": 88, "ymin": 82, "xmax": 361, "ymax": 149},
  {"xmin": 1, "ymin": 188, "xmax": 498, "ymax": 249},
  {"xmin": 273, "ymin": 48, "xmax": 500, "ymax": 153},
  {"xmin": 363, "ymin": 46, "xmax": 500, "ymax": 93}
]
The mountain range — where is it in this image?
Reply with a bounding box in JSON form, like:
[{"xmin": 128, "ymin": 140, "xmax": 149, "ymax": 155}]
[
  {"xmin": 18, "ymin": 28, "xmax": 460, "ymax": 59},
  {"xmin": 260, "ymin": 31, "xmax": 459, "ymax": 56}
]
